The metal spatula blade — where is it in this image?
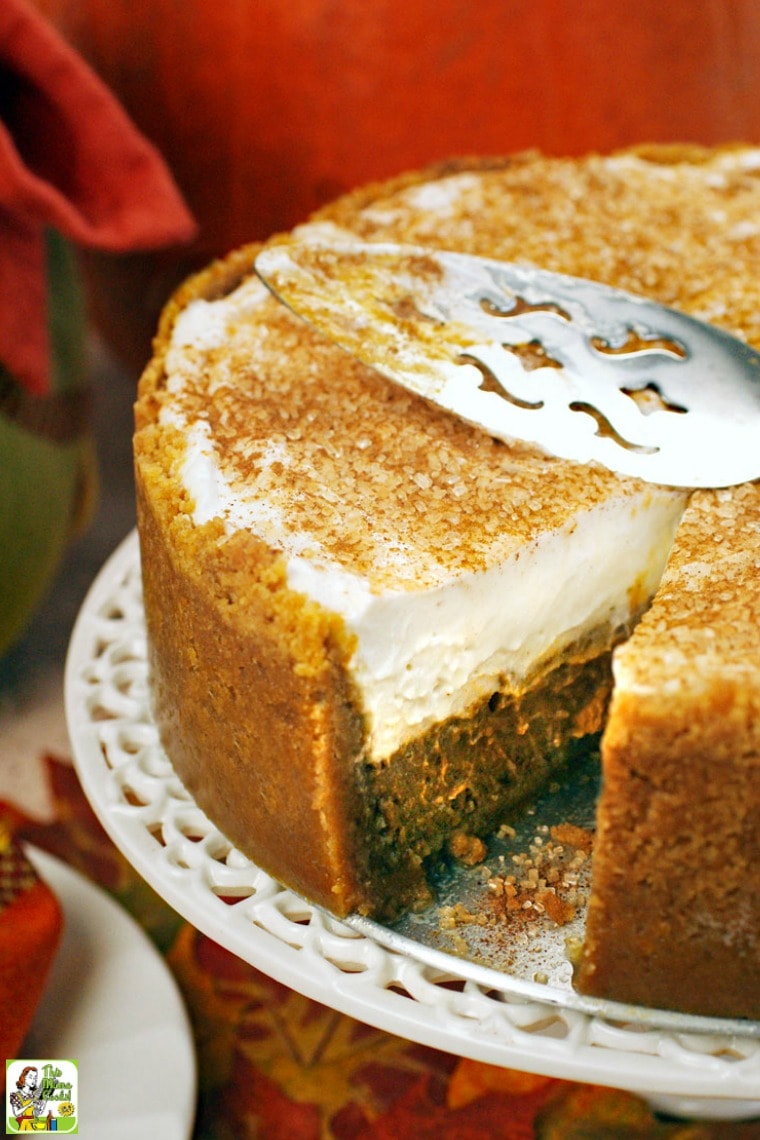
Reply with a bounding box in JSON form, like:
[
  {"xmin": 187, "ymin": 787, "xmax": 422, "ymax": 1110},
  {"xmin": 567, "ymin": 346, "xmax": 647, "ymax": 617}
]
[{"xmin": 255, "ymin": 239, "xmax": 760, "ymax": 488}]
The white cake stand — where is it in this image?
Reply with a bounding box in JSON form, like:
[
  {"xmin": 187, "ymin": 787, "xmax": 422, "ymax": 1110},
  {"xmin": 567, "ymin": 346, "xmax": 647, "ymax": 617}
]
[{"xmin": 64, "ymin": 531, "xmax": 760, "ymax": 1122}]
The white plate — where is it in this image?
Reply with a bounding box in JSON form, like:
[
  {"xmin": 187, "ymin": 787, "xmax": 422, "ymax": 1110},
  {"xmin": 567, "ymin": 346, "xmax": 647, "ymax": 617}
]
[
  {"xmin": 23, "ymin": 847, "xmax": 196, "ymax": 1140},
  {"xmin": 64, "ymin": 531, "xmax": 760, "ymax": 1121}
]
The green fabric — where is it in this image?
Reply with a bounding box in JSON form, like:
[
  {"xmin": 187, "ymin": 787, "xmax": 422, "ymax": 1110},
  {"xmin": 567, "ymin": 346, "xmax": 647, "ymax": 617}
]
[
  {"xmin": 0, "ymin": 416, "xmax": 85, "ymax": 653},
  {"xmin": 0, "ymin": 230, "xmax": 93, "ymax": 656},
  {"xmin": 46, "ymin": 229, "xmax": 87, "ymax": 396}
]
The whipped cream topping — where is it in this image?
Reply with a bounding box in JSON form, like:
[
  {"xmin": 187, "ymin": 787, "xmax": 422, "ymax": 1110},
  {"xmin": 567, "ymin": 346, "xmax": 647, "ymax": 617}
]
[{"xmin": 287, "ymin": 498, "xmax": 683, "ymax": 759}]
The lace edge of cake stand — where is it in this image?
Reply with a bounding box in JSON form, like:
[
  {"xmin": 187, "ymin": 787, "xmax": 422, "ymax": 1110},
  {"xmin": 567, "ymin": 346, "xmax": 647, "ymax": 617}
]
[{"xmin": 62, "ymin": 531, "xmax": 760, "ymax": 1108}]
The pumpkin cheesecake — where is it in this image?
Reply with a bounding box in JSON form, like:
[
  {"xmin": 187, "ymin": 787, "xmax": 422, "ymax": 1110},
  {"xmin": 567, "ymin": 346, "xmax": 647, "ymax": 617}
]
[{"xmin": 135, "ymin": 143, "xmax": 760, "ymax": 1018}]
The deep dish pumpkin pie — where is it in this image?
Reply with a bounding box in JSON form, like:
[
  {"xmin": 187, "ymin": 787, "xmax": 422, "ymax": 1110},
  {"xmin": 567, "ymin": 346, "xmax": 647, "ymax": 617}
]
[{"xmin": 134, "ymin": 143, "xmax": 760, "ymax": 1019}]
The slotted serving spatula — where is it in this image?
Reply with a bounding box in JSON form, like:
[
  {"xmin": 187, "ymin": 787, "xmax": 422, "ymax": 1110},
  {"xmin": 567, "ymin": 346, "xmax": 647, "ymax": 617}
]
[{"xmin": 255, "ymin": 239, "xmax": 760, "ymax": 488}]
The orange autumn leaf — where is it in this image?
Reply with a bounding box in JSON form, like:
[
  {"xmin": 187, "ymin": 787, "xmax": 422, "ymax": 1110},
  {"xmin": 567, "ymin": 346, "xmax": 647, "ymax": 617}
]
[
  {"xmin": 0, "ymin": 801, "xmax": 30, "ymax": 839},
  {"xmin": 535, "ymin": 1083, "xmax": 719, "ymax": 1139},
  {"xmin": 17, "ymin": 755, "xmax": 127, "ymax": 892},
  {"xmin": 166, "ymin": 923, "xmax": 255, "ymax": 1093},
  {"xmin": 447, "ymin": 1058, "xmax": 556, "ymax": 1109},
  {"xmin": 16, "ymin": 755, "xmax": 183, "ymax": 951},
  {"xmin": 222, "ymin": 1051, "xmax": 323, "ymax": 1140}
]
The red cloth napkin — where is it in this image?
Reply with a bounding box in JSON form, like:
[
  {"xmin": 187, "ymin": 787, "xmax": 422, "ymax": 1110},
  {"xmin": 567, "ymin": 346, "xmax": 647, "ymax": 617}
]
[
  {"xmin": 0, "ymin": 0, "xmax": 196, "ymax": 396},
  {"xmin": 0, "ymin": 813, "xmax": 62, "ymax": 1065}
]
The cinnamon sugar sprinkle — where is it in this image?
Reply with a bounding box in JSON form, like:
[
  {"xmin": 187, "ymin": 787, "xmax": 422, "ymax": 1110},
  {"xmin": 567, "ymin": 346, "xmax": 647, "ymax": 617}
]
[
  {"xmin": 437, "ymin": 821, "xmax": 594, "ymax": 971},
  {"xmin": 166, "ymin": 284, "xmax": 645, "ymax": 591},
  {"xmin": 166, "ymin": 146, "xmax": 760, "ymax": 597}
]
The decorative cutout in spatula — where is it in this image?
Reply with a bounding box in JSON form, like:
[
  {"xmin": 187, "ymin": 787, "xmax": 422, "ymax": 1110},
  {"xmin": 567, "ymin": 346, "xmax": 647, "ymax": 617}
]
[{"xmin": 255, "ymin": 240, "xmax": 760, "ymax": 488}]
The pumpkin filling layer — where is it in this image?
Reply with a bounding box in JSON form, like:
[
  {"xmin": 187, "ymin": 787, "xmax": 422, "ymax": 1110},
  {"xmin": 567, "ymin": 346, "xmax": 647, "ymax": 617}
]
[{"xmin": 353, "ymin": 653, "xmax": 614, "ymax": 918}]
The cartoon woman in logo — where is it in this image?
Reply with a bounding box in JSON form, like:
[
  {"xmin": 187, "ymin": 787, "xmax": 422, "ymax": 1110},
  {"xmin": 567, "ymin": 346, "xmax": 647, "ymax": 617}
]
[{"xmin": 8, "ymin": 1067, "xmax": 53, "ymax": 1131}]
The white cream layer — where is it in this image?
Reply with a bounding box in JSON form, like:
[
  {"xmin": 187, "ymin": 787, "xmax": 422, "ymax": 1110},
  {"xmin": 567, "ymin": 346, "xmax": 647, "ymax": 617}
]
[
  {"xmin": 287, "ymin": 498, "xmax": 684, "ymax": 759},
  {"xmin": 165, "ymin": 287, "xmax": 686, "ymax": 761}
]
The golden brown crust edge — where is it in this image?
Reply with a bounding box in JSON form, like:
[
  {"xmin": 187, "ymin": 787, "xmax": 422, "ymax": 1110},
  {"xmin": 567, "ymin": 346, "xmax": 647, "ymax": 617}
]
[
  {"xmin": 303, "ymin": 143, "xmax": 748, "ymax": 229},
  {"xmin": 576, "ymin": 482, "xmax": 760, "ymax": 1019},
  {"xmin": 135, "ymin": 246, "xmax": 373, "ymax": 915},
  {"xmin": 576, "ymin": 678, "xmax": 760, "ymax": 1019}
]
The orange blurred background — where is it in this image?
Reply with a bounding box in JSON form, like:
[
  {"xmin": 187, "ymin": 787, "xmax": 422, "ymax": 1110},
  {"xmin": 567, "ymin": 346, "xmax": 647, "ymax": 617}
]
[{"xmin": 31, "ymin": 0, "xmax": 760, "ymax": 370}]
